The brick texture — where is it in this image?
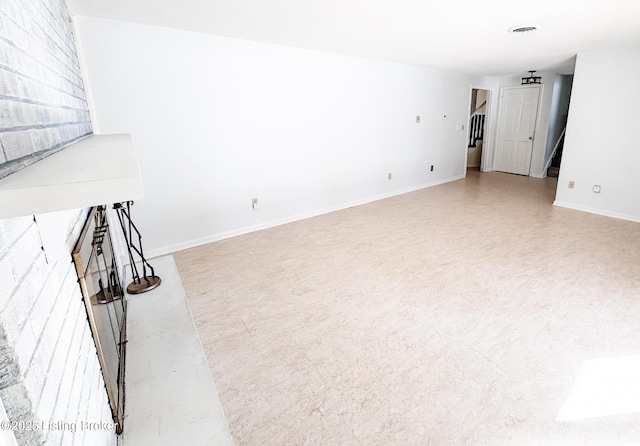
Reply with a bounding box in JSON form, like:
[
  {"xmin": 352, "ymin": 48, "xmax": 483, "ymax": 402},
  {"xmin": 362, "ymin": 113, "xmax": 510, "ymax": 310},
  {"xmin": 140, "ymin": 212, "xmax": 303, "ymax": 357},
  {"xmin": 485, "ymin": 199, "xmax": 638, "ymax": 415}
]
[
  {"xmin": 0, "ymin": 0, "xmax": 92, "ymax": 179},
  {"xmin": 0, "ymin": 0, "xmax": 116, "ymax": 445},
  {"xmin": 0, "ymin": 211, "xmax": 117, "ymax": 446}
]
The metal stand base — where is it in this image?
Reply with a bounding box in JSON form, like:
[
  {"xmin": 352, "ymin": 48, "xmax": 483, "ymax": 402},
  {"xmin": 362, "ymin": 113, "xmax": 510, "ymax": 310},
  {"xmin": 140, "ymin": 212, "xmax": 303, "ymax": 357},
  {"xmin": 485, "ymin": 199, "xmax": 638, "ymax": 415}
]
[
  {"xmin": 114, "ymin": 201, "xmax": 161, "ymax": 295},
  {"xmin": 127, "ymin": 275, "xmax": 162, "ymax": 294}
]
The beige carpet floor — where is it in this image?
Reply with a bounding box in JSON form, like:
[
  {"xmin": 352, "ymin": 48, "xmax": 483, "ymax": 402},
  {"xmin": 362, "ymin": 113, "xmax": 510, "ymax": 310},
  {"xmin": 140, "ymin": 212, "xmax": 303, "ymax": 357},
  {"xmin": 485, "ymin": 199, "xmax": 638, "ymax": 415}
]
[{"xmin": 174, "ymin": 170, "xmax": 640, "ymax": 445}]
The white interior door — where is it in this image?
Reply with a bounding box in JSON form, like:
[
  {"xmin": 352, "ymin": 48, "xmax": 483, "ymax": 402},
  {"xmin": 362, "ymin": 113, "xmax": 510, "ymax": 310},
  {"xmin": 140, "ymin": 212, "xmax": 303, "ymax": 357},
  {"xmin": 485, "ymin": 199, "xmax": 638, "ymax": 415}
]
[{"xmin": 494, "ymin": 86, "xmax": 540, "ymax": 175}]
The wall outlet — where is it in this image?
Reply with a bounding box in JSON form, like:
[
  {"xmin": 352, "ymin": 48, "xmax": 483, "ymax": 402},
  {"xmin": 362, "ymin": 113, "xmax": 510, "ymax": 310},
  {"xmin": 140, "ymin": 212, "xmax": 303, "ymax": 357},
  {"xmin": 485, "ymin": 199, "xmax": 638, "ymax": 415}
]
[
  {"xmin": 251, "ymin": 198, "xmax": 258, "ymax": 209},
  {"xmin": 388, "ymin": 172, "xmax": 392, "ymax": 180},
  {"xmin": 568, "ymin": 181, "xmax": 575, "ymax": 189},
  {"xmin": 593, "ymin": 185, "xmax": 601, "ymax": 193},
  {"xmin": 416, "ymin": 116, "xmax": 420, "ymax": 123}
]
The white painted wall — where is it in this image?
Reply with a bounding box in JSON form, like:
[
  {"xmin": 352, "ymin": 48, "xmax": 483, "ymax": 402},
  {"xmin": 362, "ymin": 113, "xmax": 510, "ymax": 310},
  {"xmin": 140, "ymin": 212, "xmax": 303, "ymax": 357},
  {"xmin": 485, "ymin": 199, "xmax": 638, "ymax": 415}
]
[
  {"xmin": 554, "ymin": 46, "xmax": 640, "ymax": 222},
  {"xmin": 473, "ymin": 76, "xmax": 501, "ymax": 172},
  {"xmin": 475, "ymin": 90, "xmax": 488, "ymax": 113},
  {"xmin": 74, "ymin": 17, "xmax": 472, "ymax": 256}
]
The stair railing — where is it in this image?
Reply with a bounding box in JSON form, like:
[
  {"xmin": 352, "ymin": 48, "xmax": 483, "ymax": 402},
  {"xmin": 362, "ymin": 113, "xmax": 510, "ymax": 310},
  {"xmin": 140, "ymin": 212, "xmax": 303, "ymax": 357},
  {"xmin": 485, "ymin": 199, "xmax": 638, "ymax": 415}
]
[
  {"xmin": 544, "ymin": 126, "xmax": 567, "ymax": 174},
  {"xmin": 469, "ymin": 114, "xmax": 485, "ymax": 147},
  {"xmin": 468, "ymin": 99, "xmax": 487, "ymax": 147}
]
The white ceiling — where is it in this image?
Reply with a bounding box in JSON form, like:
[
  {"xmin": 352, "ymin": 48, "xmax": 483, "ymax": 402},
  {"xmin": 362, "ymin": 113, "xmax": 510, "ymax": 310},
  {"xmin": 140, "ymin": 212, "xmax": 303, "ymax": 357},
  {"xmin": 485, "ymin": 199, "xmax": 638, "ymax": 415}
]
[{"xmin": 67, "ymin": 0, "xmax": 640, "ymax": 75}]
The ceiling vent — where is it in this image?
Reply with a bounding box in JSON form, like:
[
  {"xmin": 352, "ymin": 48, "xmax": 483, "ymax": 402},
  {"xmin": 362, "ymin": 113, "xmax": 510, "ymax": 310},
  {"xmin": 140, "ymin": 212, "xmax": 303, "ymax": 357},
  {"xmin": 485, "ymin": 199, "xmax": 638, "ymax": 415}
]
[{"xmin": 508, "ymin": 25, "xmax": 538, "ymax": 33}]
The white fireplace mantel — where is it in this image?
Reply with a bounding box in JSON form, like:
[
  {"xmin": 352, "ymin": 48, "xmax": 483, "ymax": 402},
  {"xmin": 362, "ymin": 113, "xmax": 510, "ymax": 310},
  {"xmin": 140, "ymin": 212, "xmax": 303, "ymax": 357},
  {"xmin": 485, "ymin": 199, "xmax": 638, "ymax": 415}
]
[{"xmin": 0, "ymin": 134, "xmax": 144, "ymax": 219}]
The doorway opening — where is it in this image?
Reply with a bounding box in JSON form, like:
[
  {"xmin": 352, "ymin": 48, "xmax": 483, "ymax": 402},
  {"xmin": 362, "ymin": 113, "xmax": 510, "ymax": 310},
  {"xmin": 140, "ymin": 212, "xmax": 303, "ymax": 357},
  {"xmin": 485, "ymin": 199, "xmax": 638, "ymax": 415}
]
[
  {"xmin": 544, "ymin": 74, "xmax": 574, "ymax": 178},
  {"xmin": 467, "ymin": 88, "xmax": 490, "ymax": 173}
]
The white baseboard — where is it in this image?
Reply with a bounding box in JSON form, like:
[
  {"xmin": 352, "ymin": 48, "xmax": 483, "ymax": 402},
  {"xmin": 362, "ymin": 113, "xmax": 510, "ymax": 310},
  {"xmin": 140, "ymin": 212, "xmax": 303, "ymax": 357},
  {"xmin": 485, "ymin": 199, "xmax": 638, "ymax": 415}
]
[
  {"xmin": 553, "ymin": 201, "xmax": 640, "ymax": 224},
  {"xmin": 147, "ymin": 175, "xmax": 465, "ymax": 258}
]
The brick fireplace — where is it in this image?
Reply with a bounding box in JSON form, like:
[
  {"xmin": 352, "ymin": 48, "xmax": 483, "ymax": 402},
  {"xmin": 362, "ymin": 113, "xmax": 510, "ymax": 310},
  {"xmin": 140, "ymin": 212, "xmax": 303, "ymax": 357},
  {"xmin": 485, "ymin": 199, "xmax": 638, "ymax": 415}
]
[{"xmin": 0, "ymin": 0, "xmax": 118, "ymax": 445}]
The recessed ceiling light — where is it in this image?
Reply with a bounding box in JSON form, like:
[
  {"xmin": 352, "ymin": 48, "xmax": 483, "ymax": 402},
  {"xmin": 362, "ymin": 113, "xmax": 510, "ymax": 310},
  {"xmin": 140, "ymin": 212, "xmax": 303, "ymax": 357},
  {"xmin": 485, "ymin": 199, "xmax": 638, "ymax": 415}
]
[{"xmin": 508, "ymin": 25, "xmax": 538, "ymax": 33}]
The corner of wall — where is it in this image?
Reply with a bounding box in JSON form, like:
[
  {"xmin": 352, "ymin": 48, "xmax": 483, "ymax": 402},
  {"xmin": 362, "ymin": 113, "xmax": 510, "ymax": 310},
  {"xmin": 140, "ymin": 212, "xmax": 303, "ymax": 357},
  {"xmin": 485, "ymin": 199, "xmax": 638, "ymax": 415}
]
[{"xmin": 554, "ymin": 46, "xmax": 640, "ymax": 221}]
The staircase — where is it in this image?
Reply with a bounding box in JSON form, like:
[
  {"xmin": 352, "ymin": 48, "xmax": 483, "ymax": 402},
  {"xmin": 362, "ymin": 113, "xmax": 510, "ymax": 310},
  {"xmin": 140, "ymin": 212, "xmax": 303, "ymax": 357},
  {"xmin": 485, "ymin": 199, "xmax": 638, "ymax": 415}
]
[
  {"xmin": 467, "ymin": 94, "xmax": 486, "ymax": 168},
  {"xmin": 468, "ymin": 114, "xmax": 485, "ymax": 148},
  {"xmin": 467, "ymin": 115, "xmax": 484, "ymax": 168},
  {"xmin": 546, "ymin": 128, "xmax": 566, "ymax": 178}
]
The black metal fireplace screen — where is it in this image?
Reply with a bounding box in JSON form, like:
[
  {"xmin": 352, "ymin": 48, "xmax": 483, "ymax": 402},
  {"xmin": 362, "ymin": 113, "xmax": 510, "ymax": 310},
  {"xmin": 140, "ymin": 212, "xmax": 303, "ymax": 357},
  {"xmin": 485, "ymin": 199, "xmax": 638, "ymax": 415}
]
[{"xmin": 72, "ymin": 206, "xmax": 126, "ymax": 433}]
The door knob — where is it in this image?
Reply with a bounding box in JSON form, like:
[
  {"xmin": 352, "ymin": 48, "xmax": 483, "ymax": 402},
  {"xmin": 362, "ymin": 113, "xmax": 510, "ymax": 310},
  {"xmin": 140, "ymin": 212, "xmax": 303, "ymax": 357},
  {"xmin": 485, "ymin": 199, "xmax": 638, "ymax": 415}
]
[{"xmin": 529, "ymin": 136, "xmax": 533, "ymax": 140}]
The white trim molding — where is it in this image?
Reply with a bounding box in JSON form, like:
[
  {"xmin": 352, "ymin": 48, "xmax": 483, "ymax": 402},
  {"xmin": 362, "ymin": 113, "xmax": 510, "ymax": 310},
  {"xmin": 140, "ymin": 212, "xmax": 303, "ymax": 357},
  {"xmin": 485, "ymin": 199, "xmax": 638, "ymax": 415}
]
[
  {"xmin": 553, "ymin": 200, "xmax": 640, "ymax": 224},
  {"xmin": 148, "ymin": 174, "xmax": 465, "ymax": 258}
]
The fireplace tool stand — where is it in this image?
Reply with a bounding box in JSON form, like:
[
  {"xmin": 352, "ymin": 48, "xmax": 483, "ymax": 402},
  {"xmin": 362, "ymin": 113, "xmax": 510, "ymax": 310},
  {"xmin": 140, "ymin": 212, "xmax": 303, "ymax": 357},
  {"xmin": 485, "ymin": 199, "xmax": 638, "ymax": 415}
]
[{"xmin": 114, "ymin": 201, "xmax": 161, "ymax": 294}]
